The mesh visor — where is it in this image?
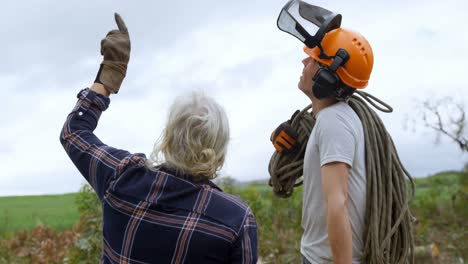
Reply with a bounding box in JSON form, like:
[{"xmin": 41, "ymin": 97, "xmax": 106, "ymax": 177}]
[{"xmin": 277, "ymin": 0, "xmax": 342, "ymax": 48}]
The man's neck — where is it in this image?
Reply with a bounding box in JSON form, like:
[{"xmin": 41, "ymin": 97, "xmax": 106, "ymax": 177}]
[{"xmin": 311, "ymin": 97, "xmax": 338, "ymax": 118}]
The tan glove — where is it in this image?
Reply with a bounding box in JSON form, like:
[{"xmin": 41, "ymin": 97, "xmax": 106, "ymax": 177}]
[{"xmin": 94, "ymin": 13, "xmax": 130, "ymax": 94}]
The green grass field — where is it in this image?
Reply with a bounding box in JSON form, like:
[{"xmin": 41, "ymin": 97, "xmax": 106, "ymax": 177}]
[
  {"xmin": 0, "ymin": 193, "xmax": 79, "ymax": 237},
  {"xmin": 0, "ymin": 172, "xmax": 462, "ymax": 237},
  {"xmin": 0, "ymin": 172, "xmax": 468, "ymax": 261},
  {"xmin": 0, "ymin": 171, "xmax": 466, "ymax": 262}
]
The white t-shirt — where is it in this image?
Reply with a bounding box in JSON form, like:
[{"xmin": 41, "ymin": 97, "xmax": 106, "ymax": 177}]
[{"xmin": 301, "ymin": 101, "xmax": 367, "ymax": 264}]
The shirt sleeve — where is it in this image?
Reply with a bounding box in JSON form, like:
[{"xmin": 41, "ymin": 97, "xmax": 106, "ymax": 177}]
[
  {"xmin": 229, "ymin": 208, "xmax": 258, "ymax": 264},
  {"xmin": 59, "ymin": 88, "xmax": 145, "ymax": 200},
  {"xmin": 316, "ymin": 111, "xmax": 356, "ymax": 168}
]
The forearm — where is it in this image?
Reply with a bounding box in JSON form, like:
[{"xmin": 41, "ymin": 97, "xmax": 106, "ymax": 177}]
[
  {"xmin": 59, "ymin": 88, "xmax": 111, "ymax": 177},
  {"xmin": 91, "ymin": 82, "xmax": 111, "ymax": 97},
  {"xmin": 60, "ymin": 88, "xmax": 109, "ymax": 141},
  {"xmin": 327, "ymin": 200, "xmax": 352, "ymax": 264},
  {"xmin": 59, "ymin": 13, "xmax": 132, "ymax": 199},
  {"xmin": 59, "ymin": 88, "xmax": 133, "ymax": 199}
]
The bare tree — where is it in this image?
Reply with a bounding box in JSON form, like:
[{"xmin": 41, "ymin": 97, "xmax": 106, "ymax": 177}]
[{"xmin": 411, "ymin": 96, "xmax": 467, "ymax": 152}]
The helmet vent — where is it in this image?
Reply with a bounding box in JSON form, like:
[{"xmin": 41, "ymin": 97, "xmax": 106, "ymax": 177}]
[
  {"xmin": 352, "ymin": 38, "xmax": 366, "ymax": 54},
  {"xmin": 363, "ymin": 53, "xmax": 369, "ymax": 64}
]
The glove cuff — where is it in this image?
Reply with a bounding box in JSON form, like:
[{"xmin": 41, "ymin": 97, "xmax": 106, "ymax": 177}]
[{"xmin": 94, "ymin": 62, "xmax": 127, "ymax": 94}]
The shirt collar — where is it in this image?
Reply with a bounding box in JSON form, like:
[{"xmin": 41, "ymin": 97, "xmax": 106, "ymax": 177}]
[{"xmin": 157, "ymin": 164, "xmax": 223, "ymax": 192}]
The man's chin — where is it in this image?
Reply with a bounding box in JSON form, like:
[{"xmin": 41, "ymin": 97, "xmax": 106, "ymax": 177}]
[{"xmin": 298, "ymin": 81, "xmax": 306, "ymax": 92}]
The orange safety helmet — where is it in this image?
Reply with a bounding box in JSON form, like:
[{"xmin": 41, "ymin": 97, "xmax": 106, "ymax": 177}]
[{"xmin": 304, "ymin": 28, "xmax": 374, "ymax": 89}]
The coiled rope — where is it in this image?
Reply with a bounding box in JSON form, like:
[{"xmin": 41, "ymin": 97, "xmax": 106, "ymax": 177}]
[{"xmin": 268, "ymin": 91, "xmax": 415, "ymax": 264}]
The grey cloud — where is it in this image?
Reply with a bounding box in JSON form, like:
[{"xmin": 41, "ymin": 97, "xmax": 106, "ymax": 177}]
[
  {"xmin": 219, "ymin": 57, "xmax": 277, "ymax": 91},
  {"xmin": 415, "ymin": 28, "xmax": 437, "ymax": 39},
  {"xmin": 1, "ymin": 0, "xmax": 285, "ymax": 74},
  {"xmin": 0, "ymin": 169, "xmax": 84, "ymax": 196},
  {"xmin": 2, "ymin": 0, "xmax": 467, "ymax": 195},
  {"xmin": 1, "ymin": 0, "xmax": 288, "ymax": 96},
  {"xmin": 396, "ymin": 133, "xmax": 468, "ymax": 176},
  {"xmin": 0, "ymin": 143, "xmax": 11, "ymax": 155}
]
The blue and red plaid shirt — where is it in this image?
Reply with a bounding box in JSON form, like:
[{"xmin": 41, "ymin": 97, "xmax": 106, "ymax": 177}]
[{"xmin": 60, "ymin": 88, "xmax": 258, "ymax": 264}]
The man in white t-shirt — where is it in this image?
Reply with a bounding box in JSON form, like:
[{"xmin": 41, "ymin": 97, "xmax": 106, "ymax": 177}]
[{"xmin": 297, "ymin": 28, "xmax": 374, "ymax": 264}]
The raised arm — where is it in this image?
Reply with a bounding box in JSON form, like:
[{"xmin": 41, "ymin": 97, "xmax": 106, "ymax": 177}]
[
  {"xmin": 59, "ymin": 13, "xmax": 140, "ymax": 200},
  {"xmin": 91, "ymin": 83, "xmax": 110, "ymax": 97},
  {"xmin": 60, "ymin": 87, "xmax": 134, "ymax": 200}
]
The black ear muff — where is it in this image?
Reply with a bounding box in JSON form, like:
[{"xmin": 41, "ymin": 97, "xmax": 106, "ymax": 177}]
[
  {"xmin": 311, "ymin": 48, "xmax": 350, "ymax": 100},
  {"xmin": 312, "ymin": 68, "xmax": 339, "ymax": 99}
]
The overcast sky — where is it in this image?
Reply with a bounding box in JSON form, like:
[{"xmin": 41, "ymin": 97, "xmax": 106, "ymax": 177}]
[{"xmin": 0, "ymin": 0, "xmax": 467, "ymax": 196}]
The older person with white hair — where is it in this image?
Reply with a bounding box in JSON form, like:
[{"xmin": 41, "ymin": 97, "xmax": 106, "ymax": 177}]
[{"xmin": 60, "ymin": 13, "xmax": 257, "ymax": 264}]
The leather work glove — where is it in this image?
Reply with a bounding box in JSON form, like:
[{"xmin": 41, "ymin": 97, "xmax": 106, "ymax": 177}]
[
  {"xmin": 270, "ymin": 121, "xmax": 299, "ymax": 154},
  {"xmin": 94, "ymin": 13, "xmax": 131, "ymax": 94},
  {"xmin": 270, "ymin": 110, "xmax": 301, "ymax": 154}
]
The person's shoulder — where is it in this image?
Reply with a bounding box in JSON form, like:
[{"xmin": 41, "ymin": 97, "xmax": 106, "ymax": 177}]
[
  {"xmin": 320, "ymin": 101, "xmax": 352, "ymax": 116},
  {"xmin": 322, "ymin": 102, "xmax": 359, "ymax": 123},
  {"xmin": 316, "ymin": 102, "xmax": 362, "ymax": 136},
  {"xmin": 204, "ymin": 187, "xmax": 253, "ymax": 232},
  {"xmin": 209, "ymin": 188, "xmax": 250, "ymax": 212},
  {"xmin": 116, "ymin": 153, "xmax": 148, "ymax": 174},
  {"xmin": 315, "ymin": 102, "xmax": 343, "ymax": 124}
]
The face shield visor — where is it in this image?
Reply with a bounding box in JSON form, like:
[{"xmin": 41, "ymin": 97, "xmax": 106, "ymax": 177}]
[{"xmin": 277, "ymin": 0, "xmax": 341, "ymax": 50}]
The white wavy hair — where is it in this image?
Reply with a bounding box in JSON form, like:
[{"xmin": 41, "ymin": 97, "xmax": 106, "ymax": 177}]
[{"xmin": 146, "ymin": 91, "xmax": 230, "ymax": 180}]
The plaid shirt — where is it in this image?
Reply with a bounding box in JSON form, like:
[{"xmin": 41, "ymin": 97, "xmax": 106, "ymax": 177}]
[{"xmin": 60, "ymin": 88, "xmax": 258, "ymax": 264}]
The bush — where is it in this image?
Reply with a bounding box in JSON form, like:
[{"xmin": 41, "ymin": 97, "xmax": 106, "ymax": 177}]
[
  {"xmin": 226, "ymin": 183, "xmax": 303, "ymax": 264},
  {"xmin": 66, "ymin": 184, "xmax": 102, "ymax": 264},
  {"xmin": 0, "ymin": 184, "xmax": 102, "ymax": 264},
  {"xmin": 0, "ymin": 225, "xmax": 75, "ymax": 264},
  {"xmin": 411, "ymin": 172, "xmax": 468, "ymax": 261}
]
